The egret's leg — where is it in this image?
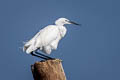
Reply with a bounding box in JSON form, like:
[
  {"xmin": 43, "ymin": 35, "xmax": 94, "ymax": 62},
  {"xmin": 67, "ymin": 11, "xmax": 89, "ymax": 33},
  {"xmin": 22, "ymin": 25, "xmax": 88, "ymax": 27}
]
[
  {"xmin": 35, "ymin": 51, "xmax": 54, "ymax": 59},
  {"xmin": 31, "ymin": 52, "xmax": 48, "ymax": 60}
]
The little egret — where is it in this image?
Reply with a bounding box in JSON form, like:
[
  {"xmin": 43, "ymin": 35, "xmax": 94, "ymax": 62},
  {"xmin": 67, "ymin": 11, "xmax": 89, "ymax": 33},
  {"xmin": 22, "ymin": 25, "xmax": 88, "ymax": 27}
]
[{"xmin": 23, "ymin": 18, "xmax": 81, "ymax": 60}]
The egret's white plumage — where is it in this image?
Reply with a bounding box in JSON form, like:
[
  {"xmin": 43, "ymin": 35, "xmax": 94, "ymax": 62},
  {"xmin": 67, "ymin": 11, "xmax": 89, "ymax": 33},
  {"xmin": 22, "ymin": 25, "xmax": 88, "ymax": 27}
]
[{"xmin": 23, "ymin": 18, "xmax": 79, "ymax": 55}]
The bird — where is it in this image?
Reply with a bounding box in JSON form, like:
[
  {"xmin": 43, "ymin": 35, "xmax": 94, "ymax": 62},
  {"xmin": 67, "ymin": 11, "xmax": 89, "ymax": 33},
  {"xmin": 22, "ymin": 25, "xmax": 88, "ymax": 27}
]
[{"xmin": 23, "ymin": 18, "xmax": 81, "ymax": 60}]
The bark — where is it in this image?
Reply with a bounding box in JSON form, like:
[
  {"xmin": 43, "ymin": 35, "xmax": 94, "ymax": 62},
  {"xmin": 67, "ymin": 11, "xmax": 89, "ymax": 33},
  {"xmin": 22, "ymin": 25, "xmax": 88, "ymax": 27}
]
[{"xmin": 31, "ymin": 59, "xmax": 66, "ymax": 80}]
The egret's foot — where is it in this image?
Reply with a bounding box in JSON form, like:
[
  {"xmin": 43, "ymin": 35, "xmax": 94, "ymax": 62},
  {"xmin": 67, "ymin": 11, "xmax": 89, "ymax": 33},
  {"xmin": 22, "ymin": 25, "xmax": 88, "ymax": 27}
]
[
  {"xmin": 46, "ymin": 58, "xmax": 56, "ymax": 60},
  {"xmin": 50, "ymin": 58, "xmax": 56, "ymax": 60}
]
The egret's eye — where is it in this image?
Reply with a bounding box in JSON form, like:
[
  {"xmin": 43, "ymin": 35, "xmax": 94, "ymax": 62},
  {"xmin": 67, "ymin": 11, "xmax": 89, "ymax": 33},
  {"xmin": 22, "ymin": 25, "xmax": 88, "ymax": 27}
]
[{"xmin": 65, "ymin": 20, "xmax": 68, "ymax": 22}]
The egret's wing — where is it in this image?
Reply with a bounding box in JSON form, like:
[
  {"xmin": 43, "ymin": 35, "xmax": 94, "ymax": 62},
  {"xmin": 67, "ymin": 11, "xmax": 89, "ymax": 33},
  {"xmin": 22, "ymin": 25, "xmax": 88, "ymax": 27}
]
[
  {"xmin": 23, "ymin": 31, "xmax": 40, "ymax": 45},
  {"xmin": 37, "ymin": 25, "xmax": 60, "ymax": 46},
  {"xmin": 23, "ymin": 29, "xmax": 42, "ymax": 51},
  {"xmin": 23, "ymin": 25, "xmax": 60, "ymax": 53}
]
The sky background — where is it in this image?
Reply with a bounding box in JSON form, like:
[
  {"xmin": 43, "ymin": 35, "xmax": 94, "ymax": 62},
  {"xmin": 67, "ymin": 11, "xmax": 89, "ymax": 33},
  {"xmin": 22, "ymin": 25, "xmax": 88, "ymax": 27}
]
[{"xmin": 0, "ymin": 0, "xmax": 120, "ymax": 80}]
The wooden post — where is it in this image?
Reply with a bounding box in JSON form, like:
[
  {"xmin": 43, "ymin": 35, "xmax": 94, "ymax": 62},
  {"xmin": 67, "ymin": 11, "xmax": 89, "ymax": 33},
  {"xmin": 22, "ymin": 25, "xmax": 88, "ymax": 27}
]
[{"xmin": 31, "ymin": 59, "xmax": 66, "ymax": 80}]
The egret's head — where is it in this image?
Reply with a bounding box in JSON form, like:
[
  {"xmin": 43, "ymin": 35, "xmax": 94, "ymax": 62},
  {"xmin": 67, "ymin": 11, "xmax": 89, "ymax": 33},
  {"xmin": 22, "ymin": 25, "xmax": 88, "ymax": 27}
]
[{"xmin": 55, "ymin": 18, "xmax": 80, "ymax": 26}]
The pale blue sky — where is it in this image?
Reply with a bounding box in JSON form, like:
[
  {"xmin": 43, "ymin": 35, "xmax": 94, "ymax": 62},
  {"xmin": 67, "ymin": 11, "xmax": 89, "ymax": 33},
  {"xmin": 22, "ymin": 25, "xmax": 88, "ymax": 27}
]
[{"xmin": 0, "ymin": 0, "xmax": 120, "ymax": 80}]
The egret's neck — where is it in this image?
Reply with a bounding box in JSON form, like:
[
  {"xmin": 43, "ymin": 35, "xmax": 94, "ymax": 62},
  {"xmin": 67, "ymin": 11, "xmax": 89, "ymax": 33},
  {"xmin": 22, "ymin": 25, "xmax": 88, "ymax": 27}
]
[
  {"xmin": 55, "ymin": 24, "xmax": 65, "ymax": 28},
  {"xmin": 55, "ymin": 24, "xmax": 67, "ymax": 38},
  {"xmin": 55, "ymin": 23, "xmax": 64, "ymax": 26},
  {"xmin": 55, "ymin": 21, "xmax": 65, "ymax": 26}
]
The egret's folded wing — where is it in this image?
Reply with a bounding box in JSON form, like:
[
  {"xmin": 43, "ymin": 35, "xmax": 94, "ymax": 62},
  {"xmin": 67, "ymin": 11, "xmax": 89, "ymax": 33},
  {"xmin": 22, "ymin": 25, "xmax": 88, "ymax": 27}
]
[
  {"xmin": 23, "ymin": 29, "xmax": 42, "ymax": 51},
  {"xmin": 37, "ymin": 25, "xmax": 60, "ymax": 45},
  {"xmin": 23, "ymin": 25, "xmax": 60, "ymax": 52}
]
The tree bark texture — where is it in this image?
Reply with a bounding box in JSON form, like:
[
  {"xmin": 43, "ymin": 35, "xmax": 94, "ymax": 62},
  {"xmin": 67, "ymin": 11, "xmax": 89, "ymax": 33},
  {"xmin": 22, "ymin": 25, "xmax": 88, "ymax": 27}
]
[{"xmin": 31, "ymin": 59, "xmax": 66, "ymax": 80}]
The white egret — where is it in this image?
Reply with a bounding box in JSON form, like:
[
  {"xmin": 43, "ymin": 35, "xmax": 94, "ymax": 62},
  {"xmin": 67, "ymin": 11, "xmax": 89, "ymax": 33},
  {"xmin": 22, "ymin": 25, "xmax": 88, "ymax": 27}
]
[{"xmin": 23, "ymin": 18, "xmax": 81, "ymax": 59}]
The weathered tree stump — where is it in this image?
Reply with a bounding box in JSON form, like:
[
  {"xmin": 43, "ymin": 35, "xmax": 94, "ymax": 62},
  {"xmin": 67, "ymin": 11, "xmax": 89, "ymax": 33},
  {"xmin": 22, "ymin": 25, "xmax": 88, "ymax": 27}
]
[{"xmin": 31, "ymin": 59, "xmax": 66, "ymax": 80}]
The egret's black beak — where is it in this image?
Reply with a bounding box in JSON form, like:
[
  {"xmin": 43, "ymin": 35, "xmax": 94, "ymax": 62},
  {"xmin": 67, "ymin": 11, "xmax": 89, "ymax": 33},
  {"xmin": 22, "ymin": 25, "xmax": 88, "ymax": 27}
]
[{"xmin": 69, "ymin": 21, "xmax": 81, "ymax": 26}]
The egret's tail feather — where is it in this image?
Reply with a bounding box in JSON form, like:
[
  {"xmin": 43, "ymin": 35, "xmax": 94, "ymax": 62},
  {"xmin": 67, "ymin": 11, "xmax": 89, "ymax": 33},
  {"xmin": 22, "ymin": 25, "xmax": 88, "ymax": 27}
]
[
  {"xmin": 19, "ymin": 47, "xmax": 23, "ymax": 50},
  {"xmin": 23, "ymin": 41, "xmax": 27, "ymax": 44},
  {"xmin": 23, "ymin": 45, "xmax": 30, "ymax": 52},
  {"xmin": 23, "ymin": 39, "xmax": 37, "ymax": 54}
]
